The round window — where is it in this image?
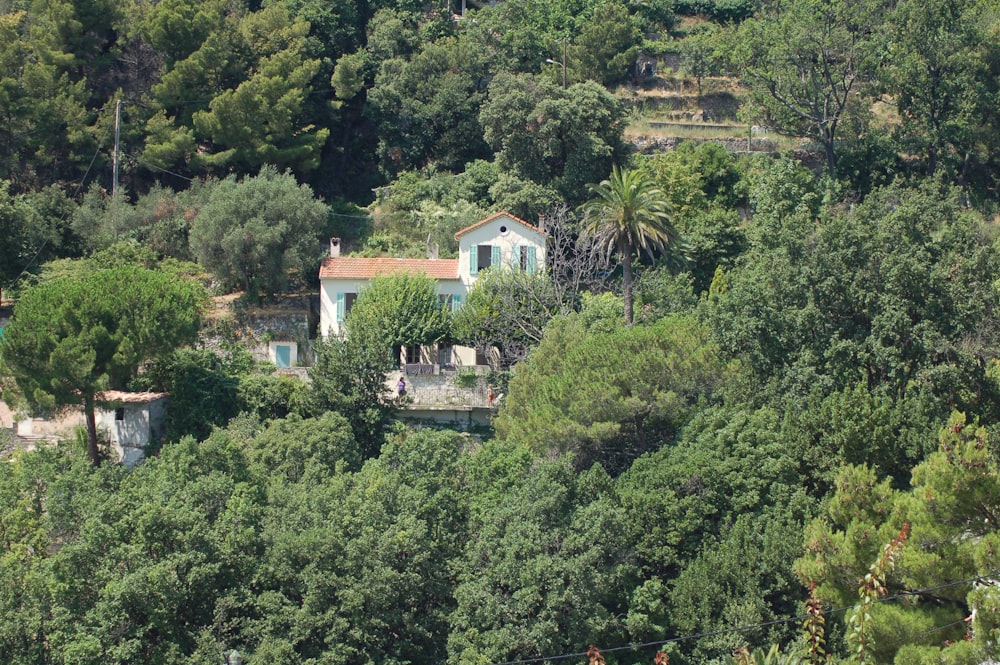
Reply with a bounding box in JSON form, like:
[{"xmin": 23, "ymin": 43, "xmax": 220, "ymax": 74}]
[{"xmin": 499, "ymin": 225, "xmax": 509, "ymax": 235}]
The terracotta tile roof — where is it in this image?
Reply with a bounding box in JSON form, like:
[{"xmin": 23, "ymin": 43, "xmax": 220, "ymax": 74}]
[
  {"xmin": 319, "ymin": 257, "xmax": 460, "ymax": 280},
  {"xmin": 96, "ymin": 391, "xmax": 168, "ymax": 404},
  {"xmin": 454, "ymin": 210, "xmax": 544, "ymax": 239}
]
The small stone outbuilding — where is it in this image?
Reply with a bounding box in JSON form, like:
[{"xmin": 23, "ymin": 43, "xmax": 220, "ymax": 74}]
[{"xmin": 96, "ymin": 391, "xmax": 168, "ymax": 467}]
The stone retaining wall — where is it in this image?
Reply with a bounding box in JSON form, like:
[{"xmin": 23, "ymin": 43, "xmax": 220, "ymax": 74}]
[
  {"xmin": 630, "ymin": 135, "xmax": 779, "ymax": 154},
  {"xmin": 396, "ymin": 370, "xmax": 491, "ymax": 408}
]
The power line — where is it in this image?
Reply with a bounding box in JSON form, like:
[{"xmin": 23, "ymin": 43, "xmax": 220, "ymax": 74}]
[
  {"xmin": 488, "ymin": 572, "xmax": 998, "ymax": 665},
  {"xmin": 125, "ymin": 153, "xmax": 194, "ymax": 183}
]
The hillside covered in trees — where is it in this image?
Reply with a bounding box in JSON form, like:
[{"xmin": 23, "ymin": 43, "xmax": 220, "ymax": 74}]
[{"xmin": 4, "ymin": 0, "xmax": 1000, "ymax": 663}]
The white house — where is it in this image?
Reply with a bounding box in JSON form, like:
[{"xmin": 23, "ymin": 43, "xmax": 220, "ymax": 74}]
[{"xmin": 319, "ymin": 211, "xmax": 547, "ymax": 368}]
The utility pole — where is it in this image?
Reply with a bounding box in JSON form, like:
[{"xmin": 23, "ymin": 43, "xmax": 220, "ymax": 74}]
[
  {"xmin": 561, "ymin": 38, "xmax": 567, "ymax": 90},
  {"xmin": 545, "ymin": 39, "xmax": 568, "ymax": 89},
  {"xmin": 112, "ymin": 99, "xmax": 122, "ymax": 199}
]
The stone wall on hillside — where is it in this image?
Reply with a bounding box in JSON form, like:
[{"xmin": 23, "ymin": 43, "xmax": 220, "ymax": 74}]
[
  {"xmin": 203, "ymin": 294, "xmax": 318, "ymax": 366},
  {"xmin": 630, "ymin": 135, "xmax": 779, "ymax": 155}
]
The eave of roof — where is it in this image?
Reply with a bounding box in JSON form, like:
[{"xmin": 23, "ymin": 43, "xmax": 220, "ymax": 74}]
[
  {"xmin": 454, "ymin": 210, "xmax": 544, "ymax": 239},
  {"xmin": 319, "ymin": 257, "xmax": 460, "ymax": 280},
  {"xmin": 96, "ymin": 391, "xmax": 168, "ymax": 404}
]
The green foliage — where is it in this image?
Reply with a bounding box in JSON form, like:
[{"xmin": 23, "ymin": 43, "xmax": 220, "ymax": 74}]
[
  {"xmin": 671, "ymin": 512, "xmax": 804, "ymax": 662},
  {"xmin": 729, "ymin": 0, "xmax": 888, "ymax": 177},
  {"xmin": 154, "ymin": 5, "xmax": 330, "ymax": 175},
  {"xmin": 307, "ymin": 337, "xmax": 395, "ymax": 459},
  {"xmin": 0, "ymin": 180, "xmax": 63, "ymax": 294},
  {"xmin": 236, "ymin": 371, "xmax": 310, "ymax": 423},
  {"xmin": 0, "ymin": 430, "xmax": 263, "ymax": 665},
  {"xmin": 795, "ymin": 413, "xmax": 1000, "ymax": 663},
  {"xmin": 138, "ymin": 0, "xmax": 228, "ymax": 64},
  {"xmin": 644, "ymin": 141, "xmax": 744, "ymax": 213},
  {"xmin": 1, "ymin": 264, "xmax": 205, "ymax": 463},
  {"xmin": 480, "ymin": 72, "xmax": 628, "ymax": 205},
  {"xmin": 495, "ymin": 313, "xmax": 731, "ymax": 471},
  {"xmin": 678, "ymin": 25, "xmax": 726, "ymax": 98},
  {"xmin": 619, "ymin": 403, "xmax": 808, "ymax": 579},
  {"xmin": 634, "ymin": 267, "xmax": 699, "ymax": 322},
  {"xmin": 733, "ymin": 643, "xmax": 806, "ymax": 665},
  {"xmin": 71, "ymin": 183, "xmax": 212, "ymax": 260},
  {"xmin": 136, "ymin": 348, "xmax": 240, "ymax": 443},
  {"xmin": 0, "ymin": 8, "xmax": 94, "ymax": 190},
  {"xmin": 189, "ymin": 166, "xmax": 329, "ymax": 301},
  {"xmin": 377, "ymin": 163, "xmax": 495, "ymax": 219},
  {"xmin": 776, "ymin": 384, "xmax": 941, "ymax": 491},
  {"xmin": 246, "ymin": 411, "xmax": 360, "ymax": 481},
  {"xmin": 346, "ymin": 272, "xmax": 451, "ymax": 350},
  {"xmin": 124, "ymin": 183, "xmax": 212, "ymax": 262},
  {"xmin": 710, "ymin": 179, "xmax": 1000, "ymax": 415},
  {"xmin": 6, "ymin": 2, "xmax": 1000, "ymax": 663},
  {"xmin": 248, "ymin": 427, "xmax": 467, "ymax": 664},
  {"xmin": 673, "ymin": 0, "xmax": 757, "ymax": 22},
  {"xmin": 679, "ymin": 206, "xmax": 747, "ymax": 293},
  {"xmin": 883, "ymin": 0, "xmax": 994, "ymax": 178},
  {"xmin": 642, "ymin": 142, "xmax": 747, "ymax": 292},
  {"xmin": 740, "ymin": 154, "xmax": 821, "ymax": 249},
  {"xmin": 568, "ymin": 2, "xmax": 642, "ymax": 86},
  {"xmin": 452, "ymin": 268, "xmax": 564, "ymax": 369},
  {"xmin": 846, "ymin": 523, "xmax": 910, "ymax": 664},
  {"xmin": 367, "ymin": 34, "xmax": 493, "ymax": 177},
  {"xmin": 488, "ymin": 173, "xmax": 564, "ymax": 223},
  {"xmin": 272, "ymin": 0, "xmax": 364, "ymax": 66},
  {"xmin": 448, "ymin": 457, "xmax": 637, "ymax": 664},
  {"xmin": 368, "ymin": 169, "xmax": 490, "ymax": 257},
  {"xmin": 582, "ymin": 164, "xmax": 686, "ymax": 324}
]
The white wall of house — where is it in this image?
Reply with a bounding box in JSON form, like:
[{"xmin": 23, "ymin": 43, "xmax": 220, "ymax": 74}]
[
  {"xmin": 319, "ymin": 212, "xmax": 546, "ymax": 368},
  {"xmin": 320, "ymin": 278, "xmax": 367, "ymax": 337},
  {"xmin": 320, "ymin": 277, "xmax": 466, "ymax": 337},
  {"xmin": 456, "ymin": 214, "xmax": 546, "ymax": 286}
]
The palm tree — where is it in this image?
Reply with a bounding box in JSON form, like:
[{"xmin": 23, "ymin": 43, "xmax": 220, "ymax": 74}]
[{"xmin": 581, "ymin": 165, "xmax": 683, "ymax": 325}]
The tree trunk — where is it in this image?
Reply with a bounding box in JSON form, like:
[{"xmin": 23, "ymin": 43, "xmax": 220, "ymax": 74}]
[
  {"xmin": 622, "ymin": 240, "xmax": 634, "ymax": 326},
  {"xmin": 83, "ymin": 395, "xmax": 101, "ymax": 466},
  {"xmin": 823, "ymin": 137, "xmax": 837, "ymax": 179}
]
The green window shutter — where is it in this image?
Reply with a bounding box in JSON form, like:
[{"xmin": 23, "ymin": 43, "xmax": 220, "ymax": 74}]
[
  {"xmin": 451, "ymin": 294, "xmax": 463, "ymax": 312},
  {"xmin": 527, "ymin": 246, "xmax": 537, "ymax": 274},
  {"xmin": 470, "ymin": 247, "xmax": 478, "ymax": 275},
  {"xmin": 491, "ymin": 244, "xmax": 501, "ymax": 268},
  {"xmin": 336, "ymin": 292, "xmax": 345, "ymax": 322},
  {"xmin": 514, "ymin": 244, "xmax": 522, "ymax": 270}
]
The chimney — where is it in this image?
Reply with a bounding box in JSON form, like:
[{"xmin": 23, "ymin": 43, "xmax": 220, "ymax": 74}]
[
  {"xmin": 329, "ymin": 237, "xmax": 341, "ymax": 258},
  {"xmin": 428, "ymin": 242, "xmax": 439, "ymax": 260}
]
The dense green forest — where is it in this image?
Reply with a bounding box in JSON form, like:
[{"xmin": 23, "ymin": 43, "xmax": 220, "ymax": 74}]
[{"xmin": 4, "ymin": 0, "xmax": 1000, "ymax": 663}]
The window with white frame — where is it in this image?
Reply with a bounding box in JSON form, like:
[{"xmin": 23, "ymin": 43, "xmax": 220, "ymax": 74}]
[{"xmin": 471, "ymin": 244, "xmax": 500, "ymax": 274}]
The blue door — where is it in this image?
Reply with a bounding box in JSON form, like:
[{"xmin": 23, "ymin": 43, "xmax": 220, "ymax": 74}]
[{"xmin": 275, "ymin": 344, "xmax": 291, "ymax": 368}]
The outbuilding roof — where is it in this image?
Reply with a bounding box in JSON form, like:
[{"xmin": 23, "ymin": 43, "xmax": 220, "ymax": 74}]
[
  {"xmin": 319, "ymin": 257, "xmax": 460, "ymax": 280},
  {"xmin": 454, "ymin": 211, "xmax": 544, "ymax": 240},
  {"xmin": 96, "ymin": 391, "xmax": 168, "ymax": 404}
]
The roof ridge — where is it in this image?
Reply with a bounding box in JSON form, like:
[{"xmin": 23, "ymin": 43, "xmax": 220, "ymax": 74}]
[{"xmin": 453, "ymin": 210, "xmax": 543, "ymax": 239}]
